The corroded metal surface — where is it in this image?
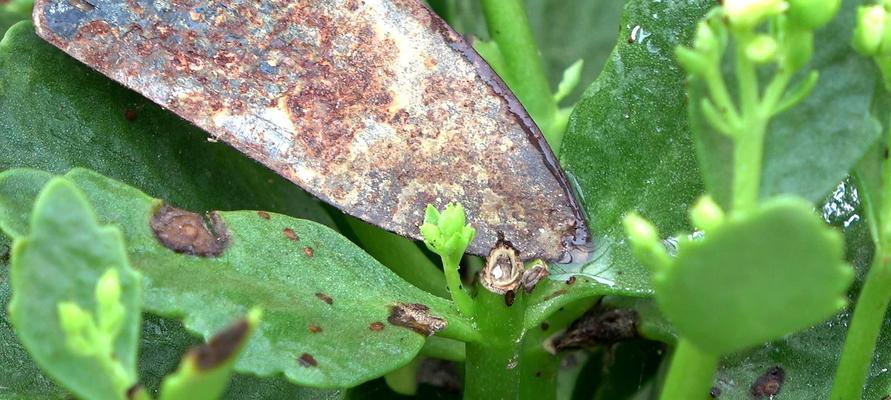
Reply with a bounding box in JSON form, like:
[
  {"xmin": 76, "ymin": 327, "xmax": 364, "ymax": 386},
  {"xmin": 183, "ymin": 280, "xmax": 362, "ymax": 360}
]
[{"xmin": 33, "ymin": 0, "xmax": 589, "ymax": 260}]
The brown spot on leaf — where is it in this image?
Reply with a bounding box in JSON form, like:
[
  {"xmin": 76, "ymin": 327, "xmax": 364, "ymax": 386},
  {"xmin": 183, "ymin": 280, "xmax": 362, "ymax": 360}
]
[
  {"xmin": 388, "ymin": 303, "xmax": 447, "ymax": 336},
  {"xmin": 552, "ymin": 307, "xmax": 639, "ymax": 352},
  {"xmin": 124, "ymin": 109, "xmax": 138, "ymax": 121},
  {"xmin": 150, "ymin": 205, "xmax": 228, "ymax": 257},
  {"xmin": 710, "ymin": 386, "xmax": 721, "ymax": 398},
  {"xmin": 304, "ymin": 246, "xmax": 314, "ymax": 257},
  {"xmin": 192, "ymin": 319, "xmax": 250, "ymax": 370},
  {"xmin": 308, "ymin": 324, "xmax": 322, "ymax": 333},
  {"xmin": 257, "ymin": 211, "xmax": 270, "ymax": 220},
  {"xmin": 540, "ymin": 322, "xmax": 550, "ymax": 331},
  {"xmin": 565, "ymin": 276, "xmax": 576, "ymax": 285},
  {"xmin": 369, "ymin": 322, "xmax": 385, "ymax": 331},
  {"xmin": 315, "ymin": 292, "xmax": 333, "ymax": 305},
  {"xmin": 283, "ymin": 228, "xmax": 298, "ymax": 241},
  {"xmin": 751, "ymin": 366, "xmax": 785, "ymax": 398},
  {"xmin": 298, "ymin": 353, "xmax": 318, "ymax": 367},
  {"xmin": 542, "ymin": 289, "xmax": 567, "ymax": 302},
  {"xmin": 126, "ymin": 384, "xmax": 143, "ymax": 399}
]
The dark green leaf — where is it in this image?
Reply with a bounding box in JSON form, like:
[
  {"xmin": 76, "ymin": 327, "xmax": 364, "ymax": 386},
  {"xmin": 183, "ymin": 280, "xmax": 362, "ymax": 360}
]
[
  {"xmin": 0, "ymin": 168, "xmax": 475, "ymax": 388},
  {"xmin": 9, "ymin": 178, "xmax": 142, "ymax": 400},
  {"xmin": 692, "ymin": 0, "xmax": 882, "ymax": 207},
  {"xmin": 0, "ymin": 22, "xmax": 335, "ymax": 226},
  {"xmin": 555, "ymin": 0, "xmax": 711, "ymax": 295}
]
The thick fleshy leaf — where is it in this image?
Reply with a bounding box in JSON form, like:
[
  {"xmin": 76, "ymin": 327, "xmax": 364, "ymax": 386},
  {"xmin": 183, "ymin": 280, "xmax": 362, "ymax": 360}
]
[
  {"xmin": 8, "ymin": 178, "xmax": 142, "ymax": 400},
  {"xmin": 0, "ymin": 168, "xmax": 475, "ymax": 388},
  {"xmin": 554, "ymin": 0, "xmax": 711, "ymax": 295},
  {"xmin": 655, "ymin": 197, "xmax": 852, "ymax": 355},
  {"xmin": 713, "ymin": 181, "xmax": 891, "ymax": 398},
  {"xmin": 692, "ymin": 0, "xmax": 882, "ymax": 208}
]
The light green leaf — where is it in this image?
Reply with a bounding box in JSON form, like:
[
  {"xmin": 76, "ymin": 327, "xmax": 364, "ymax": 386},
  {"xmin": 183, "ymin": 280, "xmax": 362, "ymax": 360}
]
[
  {"xmin": 655, "ymin": 197, "xmax": 852, "ymax": 355},
  {"xmin": 9, "ymin": 178, "xmax": 142, "ymax": 400},
  {"xmin": 554, "ymin": 59, "xmax": 584, "ymax": 104},
  {"xmin": 0, "ymin": 168, "xmax": 476, "ymax": 388}
]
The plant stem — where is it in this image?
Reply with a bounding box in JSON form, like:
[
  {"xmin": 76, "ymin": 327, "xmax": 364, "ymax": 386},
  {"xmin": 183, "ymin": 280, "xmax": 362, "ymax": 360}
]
[
  {"xmin": 831, "ymin": 256, "xmax": 891, "ymax": 400},
  {"xmin": 831, "ymin": 122, "xmax": 891, "ymax": 399},
  {"xmin": 465, "ymin": 287, "xmax": 526, "ymax": 400},
  {"xmin": 659, "ymin": 339, "xmax": 720, "ymax": 400},
  {"xmin": 731, "ymin": 121, "xmax": 766, "ymax": 212},
  {"xmin": 442, "ymin": 255, "xmax": 475, "ymax": 317},
  {"xmin": 478, "ymin": 0, "xmax": 561, "ymax": 149}
]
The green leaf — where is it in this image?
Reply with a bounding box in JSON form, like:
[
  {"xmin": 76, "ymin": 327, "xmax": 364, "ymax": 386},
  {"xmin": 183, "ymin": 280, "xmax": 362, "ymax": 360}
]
[
  {"xmin": 159, "ymin": 310, "xmax": 260, "ymax": 400},
  {"xmin": 554, "ymin": 59, "xmax": 584, "ymax": 104},
  {"xmin": 555, "ymin": 0, "xmax": 711, "ymax": 296},
  {"xmin": 655, "ymin": 197, "xmax": 852, "ymax": 355},
  {"xmin": 712, "ymin": 185, "xmax": 891, "ymax": 398},
  {"xmin": 9, "ymin": 178, "xmax": 142, "ymax": 400},
  {"xmin": 0, "ymin": 22, "xmax": 335, "ymax": 227},
  {"xmin": 692, "ymin": 0, "xmax": 883, "ymax": 208},
  {"xmin": 0, "ymin": 168, "xmax": 476, "ymax": 388}
]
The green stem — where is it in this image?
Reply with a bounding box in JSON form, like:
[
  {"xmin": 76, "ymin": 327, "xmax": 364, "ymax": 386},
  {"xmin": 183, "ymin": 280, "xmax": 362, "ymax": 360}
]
[
  {"xmin": 442, "ymin": 255, "xmax": 475, "ymax": 317},
  {"xmin": 832, "ymin": 121, "xmax": 891, "ymax": 399},
  {"xmin": 479, "ymin": 0, "xmax": 561, "ymax": 149},
  {"xmin": 732, "ymin": 122, "xmax": 766, "ymax": 211},
  {"xmin": 421, "ymin": 336, "xmax": 466, "ymax": 362},
  {"xmin": 465, "ymin": 287, "xmax": 526, "ymax": 400},
  {"xmin": 659, "ymin": 339, "xmax": 720, "ymax": 400},
  {"xmin": 384, "ymin": 358, "xmax": 422, "ymax": 396},
  {"xmin": 831, "ymin": 256, "xmax": 891, "ymax": 400}
]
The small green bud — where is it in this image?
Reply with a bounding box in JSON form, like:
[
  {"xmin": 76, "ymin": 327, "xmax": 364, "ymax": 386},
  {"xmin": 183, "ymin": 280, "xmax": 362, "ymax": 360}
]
[
  {"xmin": 675, "ymin": 47, "xmax": 711, "ymax": 76},
  {"xmin": 624, "ymin": 213, "xmax": 660, "ymax": 246},
  {"xmin": 421, "ymin": 203, "xmax": 476, "ymax": 260},
  {"xmin": 693, "ymin": 20, "xmax": 719, "ymax": 54},
  {"xmin": 724, "ymin": 0, "xmax": 789, "ymax": 29},
  {"xmin": 57, "ymin": 302, "xmax": 95, "ymax": 356},
  {"xmin": 95, "ymin": 269, "xmax": 125, "ymax": 336},
  {"xmin": 854, "ymin": 5, "xmax": 887, "ymax": 55},
  {"xmin": 438, "ymin": 203, "xmax": 466, "ymax": 237},
  {"xmin": 623, "ymin": 213, "xmax": 671, "ymax": 272},
  {"xmin": 690, "ymin": 196, "xmax": 725, "ymax": 232},
  {"xmin": 96, "ymin": 269, "xmax": 121, "ymax": 308},
  {"xmin": 782, "ymin": 27, "xmax": 814, "ymax": 71},
  {"xmin": 787, "ymin": 0, "xmax": 840, "ymax": 29},
  {"xmin": 746, "ymin": 35, "xmax": 779, "ymax": 63}
]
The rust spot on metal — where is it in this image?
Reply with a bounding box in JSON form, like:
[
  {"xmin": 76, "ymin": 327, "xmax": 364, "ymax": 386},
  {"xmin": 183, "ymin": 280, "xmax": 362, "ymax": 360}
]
[
  {"xmin": 315, "ymin": 292, "xmax": 333, "ymax": 305},
  {"xmin": 303, "ymin": 246, "xmax": 314, "ymax": 257},
  {"xmin": 308, "ymin": 324, "xmax": 322, "ymax": 333},
  {"xmin": 33, "ymin": 0, "xmax": 590, "ymax": 261},
  {"xmin": 150, "ymin": 205, "xmax": 228, "ymax": 257},
  {"xmin": 283, "ymin": 227, "xmax": 298, "ymax": 241},
  {"xmin": 369, "ymin": 321, "xmax": 385, "ymax": 331},
  {"xmin": 751, "ymin": 366, "xmax": 785, "ymax": 398},
  {"xmin": 257, "ymin": 211, "xmax": 270, "ymax": 220},
  {"xmin": 298, "ymin": 353, "xmax": 318, "ymax": 367},
  {"xmin": 192, "ymin": 318, "xmax": 250, "ymax": 370},
  {"xmin": 388, "ymin": 303, "xmax": 446, "ymax": 336}
]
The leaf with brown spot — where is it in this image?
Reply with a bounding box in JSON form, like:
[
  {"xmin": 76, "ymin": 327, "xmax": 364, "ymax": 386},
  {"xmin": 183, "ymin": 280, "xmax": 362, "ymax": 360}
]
[
  {"xmin": 159, "ymin": 310, "xmax": 260, "ymax": 400},
  {"xmin": 0, "ymin": 168, "xmax": 476, "ymax": 388}
]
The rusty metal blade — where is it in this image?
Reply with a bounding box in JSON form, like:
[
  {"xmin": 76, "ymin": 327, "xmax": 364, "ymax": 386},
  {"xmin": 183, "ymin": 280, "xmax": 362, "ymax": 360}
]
[{"xmin": 32, "ymin": 0, "xmax": 589, "ymax": 261}]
